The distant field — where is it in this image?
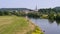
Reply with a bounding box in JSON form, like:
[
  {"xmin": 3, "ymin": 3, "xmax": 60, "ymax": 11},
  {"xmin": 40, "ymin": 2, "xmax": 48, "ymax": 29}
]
[{"xmin": 0, "ymin": 16, "xmax": 35, "ymax": 34}]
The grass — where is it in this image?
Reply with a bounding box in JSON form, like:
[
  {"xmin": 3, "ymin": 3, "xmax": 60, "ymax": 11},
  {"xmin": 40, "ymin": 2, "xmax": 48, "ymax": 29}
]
[
  {"xmin": 0, "ymin": 16, "xmax": 43, "ymax": 34},
  {"xmin": 0, "ymin": 16, "xmax": 34, "ymax": 34},
  {"xmin": 31, "ymin": 26, "xmax": 44, "ymax": 34},
  {"xmin": 26, "ymin": 26, "xmax": 44, "ymax": 34}
]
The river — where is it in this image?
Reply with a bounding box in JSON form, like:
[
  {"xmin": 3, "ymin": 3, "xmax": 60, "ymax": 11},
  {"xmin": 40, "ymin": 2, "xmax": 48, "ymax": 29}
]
[{"xmin": 30, "ymin": 18, "xmax": 60, "ymax": 34}]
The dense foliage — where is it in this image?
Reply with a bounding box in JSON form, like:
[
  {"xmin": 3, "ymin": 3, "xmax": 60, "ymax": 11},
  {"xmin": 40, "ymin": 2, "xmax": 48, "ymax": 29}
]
[{"xmin": 0, "ymin": 7, "xmax": 60, "ymax": 19}]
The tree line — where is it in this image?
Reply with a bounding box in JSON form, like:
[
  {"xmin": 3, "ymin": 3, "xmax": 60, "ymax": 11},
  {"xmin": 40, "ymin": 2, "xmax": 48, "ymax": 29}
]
[
  {"xmin": 0, "ymin": 10, "xmax": 26, "ymax": 16},
  {"xmin": 38, "ymin": 8, "xmax": 60, "ymax": 20},
  {"xmin": 0, "ymin": 8, "xmax": 60, "ymax": 20}
]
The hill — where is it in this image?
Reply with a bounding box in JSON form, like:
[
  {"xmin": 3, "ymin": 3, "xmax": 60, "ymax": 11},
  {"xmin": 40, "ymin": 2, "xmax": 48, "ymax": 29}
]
[{"xmin": 0, "ymin": 8, "xmax": 33, "ymax": 11}]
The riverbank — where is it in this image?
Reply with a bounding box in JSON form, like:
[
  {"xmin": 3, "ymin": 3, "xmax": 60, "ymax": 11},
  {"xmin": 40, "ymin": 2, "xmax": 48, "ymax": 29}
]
[
  {"xmin": 26, "ymin": 18, "xmax": 44, "ymax": 34},
  {"xmin": 0, "ymin": 16, "xmax": 43, "ymax": 34}
]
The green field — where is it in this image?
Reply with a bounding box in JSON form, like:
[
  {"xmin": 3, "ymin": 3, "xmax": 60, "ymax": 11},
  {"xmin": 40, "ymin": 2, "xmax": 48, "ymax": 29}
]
[
  {"xmin": 0, "ymin": 16, "xmax": 36, "ymax": 34},
  {"xmin": 0, "ymin": 16, "xmax": 43, "ymax": 34}
]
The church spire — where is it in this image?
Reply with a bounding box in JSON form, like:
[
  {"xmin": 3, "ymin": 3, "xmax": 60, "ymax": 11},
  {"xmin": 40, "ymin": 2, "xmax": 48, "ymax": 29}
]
[
  {"xmin": 35, "ymin": 5, "xmax": 38, "ymax": 11},
  {"xmin": 36, "ymin": 5, "xmax": 37, "ymax": 10}
]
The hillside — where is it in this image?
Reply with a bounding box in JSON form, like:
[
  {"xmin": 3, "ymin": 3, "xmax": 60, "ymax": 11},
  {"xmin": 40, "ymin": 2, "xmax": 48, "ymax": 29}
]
[{"xmin": 0, "ymin": 8, "xmax": 33, "ymax": 11}]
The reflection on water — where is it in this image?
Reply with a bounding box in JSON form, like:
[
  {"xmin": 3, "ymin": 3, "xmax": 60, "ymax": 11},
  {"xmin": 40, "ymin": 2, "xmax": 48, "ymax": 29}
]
[
  {"xmin": 48, "ymin": 19, "xmax": 60, "ymax": 26},
  {"xmin": 30, "ymin": 18, "xmax": 60, "ymax": 34},
  {"xmin": 55, "ymin": 20, "xmax": 60, "ymax": 26},
  {"xmin": 48, "ymin": 19, "xmax": 54, "ymax": 24}
]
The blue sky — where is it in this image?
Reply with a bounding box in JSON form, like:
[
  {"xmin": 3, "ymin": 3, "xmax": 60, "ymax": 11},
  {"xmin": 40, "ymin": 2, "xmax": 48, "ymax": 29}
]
[{"xmin": 0, "ymin": 0, "xmax": 60, "ymax": 9}]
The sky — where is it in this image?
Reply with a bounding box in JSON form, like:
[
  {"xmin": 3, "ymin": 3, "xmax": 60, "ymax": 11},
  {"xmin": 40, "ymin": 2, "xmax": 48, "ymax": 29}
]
[{"xmin": 0, "ymin": 0, "xmax": 60, "ymax": 9}]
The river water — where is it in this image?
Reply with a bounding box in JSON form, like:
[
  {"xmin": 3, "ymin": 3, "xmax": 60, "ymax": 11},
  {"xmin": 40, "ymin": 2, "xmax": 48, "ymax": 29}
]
[{"xmin": 30, "ymin": 18, "xmax": 60, "ymax": 34}]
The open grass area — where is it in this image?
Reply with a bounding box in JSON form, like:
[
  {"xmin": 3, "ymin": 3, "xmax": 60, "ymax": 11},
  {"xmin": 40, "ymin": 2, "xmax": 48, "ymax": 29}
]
[
  {"xmin": 0, "ymin": 16, "xmax": 36, "ymax": 34},
  {"xmin": 0, "ymin": 16, "xmax": 43, "ymax": 34}
]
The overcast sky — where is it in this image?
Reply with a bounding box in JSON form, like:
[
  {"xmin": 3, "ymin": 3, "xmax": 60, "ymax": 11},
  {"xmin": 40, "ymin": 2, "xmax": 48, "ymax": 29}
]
[{"xmin": 0, "ymin": 0, "xmax": 60, "ymax": 9}]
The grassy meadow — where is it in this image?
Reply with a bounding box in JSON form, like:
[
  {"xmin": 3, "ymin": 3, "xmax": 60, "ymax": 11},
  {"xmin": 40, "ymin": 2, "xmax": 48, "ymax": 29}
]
[{"xmin": 0, "ymin": 16, "xmax": 43, "ymax": 34}]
